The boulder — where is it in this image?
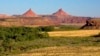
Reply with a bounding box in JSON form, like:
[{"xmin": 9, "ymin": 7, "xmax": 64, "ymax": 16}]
[{"xmin": 81, "ymin": 18, "xmax": 100, "ymax": 29}]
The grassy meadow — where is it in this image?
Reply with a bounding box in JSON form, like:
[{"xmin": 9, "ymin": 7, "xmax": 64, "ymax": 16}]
[
  {"xmin": 18, "ymin": 46, "xmax": 100, "ymax": 56},
  {"xmin": 16, "ymin": 37, "xmax": 100, "ymax": 56}
]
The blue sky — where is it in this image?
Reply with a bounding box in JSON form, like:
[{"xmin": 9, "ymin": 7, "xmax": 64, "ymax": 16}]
[{"xmin": 0, "ymin": 0, "xmax": 100, "ymax": 17}]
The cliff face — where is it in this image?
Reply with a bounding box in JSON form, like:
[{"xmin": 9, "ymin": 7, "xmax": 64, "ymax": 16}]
[
  {"xmin": 51, "ymin": 16, "xmax": 88, "ymax": 24},
  {"xmin": 81, "ymin": 18, "xmax": 100, "ymax": 29},
  {"xmin": 0, "ymin": 16, "xmax": 89, "ymax": 27}
]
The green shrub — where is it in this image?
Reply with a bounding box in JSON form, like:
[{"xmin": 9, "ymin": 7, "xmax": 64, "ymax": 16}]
[
  {"xmin": 0, "ymin": 27, "xmax": 49, "ymax": 41},
  {"xmin": 0, "ymin": 26, "xmax": 49, "ymax": 55},
  {"xmin": 37, "ymin": 26, "xmax": 54, "ymax": 32}
]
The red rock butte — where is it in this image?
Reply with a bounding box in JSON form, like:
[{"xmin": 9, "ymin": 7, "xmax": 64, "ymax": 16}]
[
  {"xmin": 22, "ymin": 9, "xmax": 37, "ymax": 17},
  {"xmin": 53, "ymin": 8, "xmax": 69, "ymax": 17}
]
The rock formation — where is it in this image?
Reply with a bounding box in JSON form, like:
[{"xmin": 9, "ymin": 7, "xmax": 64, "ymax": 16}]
[
  {"xmin": 53, "ymin": 8, "xmax": 69, "ymax": 17},
  {"xmin": 51, "ymin": 8, "xmax": 88, "ymax": 24},
  {"xmin": 22, "ymin": 9, "xmax": 37, "ymax": 17},
  {"xmin": 81, "ymin": 18, "xmax": 100, "ymax": 29},
  {"xmin": 0, "ymin": 8, "xmax": 92, "ymax": 27}
]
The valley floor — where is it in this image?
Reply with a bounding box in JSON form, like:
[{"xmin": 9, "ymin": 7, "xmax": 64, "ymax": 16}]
[
  {"xmin": 17, "ymin": 46, "xmax": 100, "ymax": 56},
  {"xmin": 48, "ymin": 30, "xmax": 100, "ymax": 37}
]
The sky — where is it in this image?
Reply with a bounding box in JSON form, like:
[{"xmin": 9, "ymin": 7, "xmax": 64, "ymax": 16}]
[{"xmin": 0, "ymin": 0, "xmax": 100, "ymax": 17}]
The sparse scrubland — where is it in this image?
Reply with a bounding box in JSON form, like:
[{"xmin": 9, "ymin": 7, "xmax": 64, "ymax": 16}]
[{"xmin": 0, "ymin": 26, "xmax": 100, "ymax": 56}]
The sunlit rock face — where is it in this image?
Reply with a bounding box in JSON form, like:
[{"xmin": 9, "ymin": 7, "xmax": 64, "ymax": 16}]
[
  {"xmin": 0, "ymin": 8, "xmax": 91, "ymax": 27},
  {"xmin": 53, "ymin": 8, "xmax": 69, "ymax": 17},
  {"xmin": 22, "ymin": 9, "xmax": 37, "ymax": 17},
  {"xmin": 81, "ymin": 18, "xmax": 100, "ymax": 29}
]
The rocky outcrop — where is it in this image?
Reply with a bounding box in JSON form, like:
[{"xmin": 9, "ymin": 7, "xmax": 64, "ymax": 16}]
[
  {"xmin": 53, "ymin": 8, "xmax": 69, "ymax": 17},
  {"xmin": 51, "ymin": 9, "xmax": 88, "ymax": 24},
  {"xmin": 81, "ymin": 18, "xmax": 100, "ymax": 29},
  {"xmin": 22, "ymin": 9, "xmax": 37, "ymax": 17}
]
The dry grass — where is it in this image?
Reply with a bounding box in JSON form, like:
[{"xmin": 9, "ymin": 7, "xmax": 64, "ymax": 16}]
[
  {"xmin": 10, "ymin": 30, "xmax": 100, "ymax": 56},
  {"xmin": 48, "ymin": 30, "xmax": 100, "ymax": 37},
  {"xmin": 17, "ymin": 46, "xmax": 100, "ymax": 56}
]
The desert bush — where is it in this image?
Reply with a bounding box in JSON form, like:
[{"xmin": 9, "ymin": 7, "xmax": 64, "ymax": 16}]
[
  {"xmin": 36, "ymin": 25, "xmax": 80, "ymax": 32},
  {"xmin": 0, "ymin": 26, "xmax": 49, "ymax": 55},
  {"xmin": 37, "ymin": 26, "xmax": 54, "ymax": 32},
  {"xmin": 0, "ymin": 27, "xmax": 49, "ymax": 41}
]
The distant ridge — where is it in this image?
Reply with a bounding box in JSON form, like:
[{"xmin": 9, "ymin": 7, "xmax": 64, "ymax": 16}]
[
  {"xmin": 53, "ymin": 8, "xmax": 69, "ymax": 17},
  {"xmin": 22, "ymin": 9, "xmax": 37, "ymax": 17},
  {"xmin": 0, "ymin": 8, "xmax": 92, "ymax": 27},
  {"xmin": 0, "ymin": 14, "xmax": 11, "ymax": 18}
]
